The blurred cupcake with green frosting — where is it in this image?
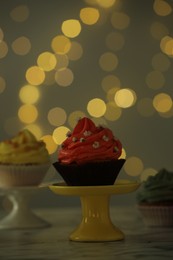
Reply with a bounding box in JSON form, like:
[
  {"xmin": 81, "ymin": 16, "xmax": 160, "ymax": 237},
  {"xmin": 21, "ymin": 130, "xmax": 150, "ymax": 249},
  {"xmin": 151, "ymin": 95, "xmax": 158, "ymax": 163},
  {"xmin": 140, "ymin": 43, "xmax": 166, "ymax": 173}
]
[{"xmin": 137, "ymin": 168, "xmax": 173, "ymax": 227}]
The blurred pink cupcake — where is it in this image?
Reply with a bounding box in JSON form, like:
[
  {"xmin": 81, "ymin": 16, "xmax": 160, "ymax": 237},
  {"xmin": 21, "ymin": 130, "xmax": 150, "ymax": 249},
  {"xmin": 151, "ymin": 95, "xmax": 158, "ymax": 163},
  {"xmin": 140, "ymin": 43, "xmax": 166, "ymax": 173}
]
[
  {"xmin": 53, "ymin": 117, "xmax": 125, "ymax": 186},
  {"xmin": 0, "ymin": 129, "xmax": 50, "ymax": 187},
  {"xmin": 137, "ymin": 168, "xmax": 173, "ymax": 227}
]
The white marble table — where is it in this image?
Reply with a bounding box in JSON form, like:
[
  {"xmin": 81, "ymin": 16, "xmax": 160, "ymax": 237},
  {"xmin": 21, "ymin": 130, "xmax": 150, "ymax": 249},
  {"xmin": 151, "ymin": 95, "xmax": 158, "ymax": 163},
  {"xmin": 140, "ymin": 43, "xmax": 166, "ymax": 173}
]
[{"xmin": 0, "ymin": 206, "xmax": 173, "ymax": 259}]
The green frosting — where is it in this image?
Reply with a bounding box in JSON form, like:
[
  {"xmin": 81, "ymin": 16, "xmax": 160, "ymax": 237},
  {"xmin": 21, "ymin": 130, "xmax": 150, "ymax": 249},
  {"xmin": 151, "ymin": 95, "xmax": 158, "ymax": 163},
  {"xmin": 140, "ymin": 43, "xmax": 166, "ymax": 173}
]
[{"xmin": 137, "ymin": 168, "xmax": 173, "ymax": 204}]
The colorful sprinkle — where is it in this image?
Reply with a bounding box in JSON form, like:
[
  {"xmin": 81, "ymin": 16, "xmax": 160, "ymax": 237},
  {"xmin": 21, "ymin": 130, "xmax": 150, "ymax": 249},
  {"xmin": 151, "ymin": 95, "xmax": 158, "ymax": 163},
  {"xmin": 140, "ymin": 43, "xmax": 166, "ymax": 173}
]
[
  {"xmin": 72, "ymin": 137, "xmax": 78, "ymax": 142},
  {"xmin": 80, "ymin": 137, "xmax": 85, "ymax": 142},
  {"xmin": 83, "ymin": 130, "xmax": 92, "ymax": 136},
  {"xmin": 114, "ymin": 146, "xmax": 119, "ymax": 152},
  {"xmin": 66, "ymin": 131, "xmax": 72, "ymax": 137},
  {"xmin": 93, "ymin": 141, "xmax": 100, "ymax": 148},
  {"xmin": 102, "ymin": 135, "xmax": 109, "ymax": 141}
]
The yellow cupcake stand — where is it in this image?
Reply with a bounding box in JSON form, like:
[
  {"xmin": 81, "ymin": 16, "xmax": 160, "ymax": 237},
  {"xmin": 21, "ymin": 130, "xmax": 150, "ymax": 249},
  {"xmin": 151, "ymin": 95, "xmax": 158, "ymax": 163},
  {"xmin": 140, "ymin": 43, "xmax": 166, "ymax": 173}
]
[{"xmin": 49, "ymin": 179, "xmax": 140, "ymax": 242}]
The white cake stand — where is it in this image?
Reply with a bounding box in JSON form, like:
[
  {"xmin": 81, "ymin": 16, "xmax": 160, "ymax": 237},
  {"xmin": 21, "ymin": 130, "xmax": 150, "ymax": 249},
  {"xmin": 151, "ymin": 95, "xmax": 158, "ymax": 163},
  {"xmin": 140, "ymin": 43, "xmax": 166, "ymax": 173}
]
[{"xmin": 0, "ymin": 184, "xmax": 51, "ymax": 229}]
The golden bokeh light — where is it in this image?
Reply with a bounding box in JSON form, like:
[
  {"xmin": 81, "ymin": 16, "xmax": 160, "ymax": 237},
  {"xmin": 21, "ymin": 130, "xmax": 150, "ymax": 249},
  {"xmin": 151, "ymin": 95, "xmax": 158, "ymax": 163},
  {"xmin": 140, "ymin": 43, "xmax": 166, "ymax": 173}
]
[
  {"xmin": 99, "ymin": 52, "xmax": 118, "ymax": 72},
  {"xmin": 106, "ymin": 32, "xmax": 125, "ymax": 51},
  {"xmin": 26, "ymin": 66, "xmax": 45, "ymax": 86},
  {"xmin": 146, "ymin": 70, "xmax": 165, "ymax": 89},
  {"xmin": 124, "ymin": 156, "xmax": 144, "ymax": 176},
  {"xmin": 40, "ymin": 135, "xmax": 58, "ymax": 155},
  {"xmin": 51, "ymin": 35, "xmax": 71, "ymax": 54},
  {"xmin": 153, "ymin": 93, "xmax": 172, "ymax": 113},
  {"xmin": 140, "ymin": 168, "xmax": 157, "ymax": 182},
  {"xmin": 55, "ymin": 54, "xmax": 69, "ymax": 70},
  {"xmin": 102, "ymin": 75, "xmax": 121, "ymax": 92},
  {"xmin": 104, "ymin": 102, "xmax": 122, "ymax": 121},
  {"xmin": 67, "ymin": 41, "xmax": 83, "ymax": 61},
  {"xmin": 0, "ymin": 76, "xmax": 6, "ymax": 93},
  {"xmin": 111, "ymin": 11, "xmax": 130, "ymax": 30},
  {"xmin": 160, "ymin": 35, "xmax": 173, "ymax": 56},
  {"xmin": 114, "ymin": 88, "xmax": 136, "ymax": 108},
  {"xmin": 37, "ymin": 52, "xmax": 57, "ymax": 71},
  {"xmin": 61, "ymin": 19, "xmax": 81, "ymax": 38},
  {"xmin": 150, "ymin": 22, "xmax": 169, "ymax": 40},
  {"xmin": 87, "ymin": 98, "xmax": 106, "ymax": 118},
  {"xmin": 53, "ymin": 126, "xmax": 70, "ymax": 145},
  {"xmin": 152, "ymin": 52, "xmax": 170, "ymax": 71},
  {"xmin": 48, "ymin": 107, "xmax": 67, "ymax": 126},
  {"xmin": 0, "ymin": 28, "xmax": 4, "ymax": 41},
  {"xmin": 10, "ymin": 5, "xmax": 29, "ymax": 22},
  {"xmin": 137, "ymin": 98, "xmax": 155, "ymax": 117},
  {"xmin": 153, "ymin": 0, "xmax": 172, "ymax": 16},
  {"xmin": 0, "ymin": 41, "xmax": 8, "ymax": 59},
  {"xmin": 19, "ymin": 85, "xmax": 40, "ymax": 104},
  {"xmin": 18, "ymin": 104, "xmax": 38, "ymax": 124},
  {"xmin": 96, "ymin": 0, "xmax": 116, "ymax": 8},
  {"xmin": 55, "ymin": 68, "xmax": 74, "ymax": 87},
  {"xmin": 158, "ymin": 106, "xmax": 173, "ymax": 118},
  {"xmin": 12, "ymin": 36, "xmax": 31, "ymax": 55},
  {"xmin": 79, "ymin": 7, "xmax": 100, "ymax": 25},
  {"xmin": 68, "ymin": 111, "xmax": 86, "ymax": 128}
]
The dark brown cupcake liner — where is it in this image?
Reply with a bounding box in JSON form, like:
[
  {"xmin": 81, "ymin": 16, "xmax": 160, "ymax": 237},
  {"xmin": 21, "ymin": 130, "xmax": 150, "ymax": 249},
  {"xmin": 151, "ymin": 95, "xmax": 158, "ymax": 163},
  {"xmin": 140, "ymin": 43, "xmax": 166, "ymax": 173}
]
[{"xmin": 53, "ymin": 159, "xmax": 125, "ymax": 186}]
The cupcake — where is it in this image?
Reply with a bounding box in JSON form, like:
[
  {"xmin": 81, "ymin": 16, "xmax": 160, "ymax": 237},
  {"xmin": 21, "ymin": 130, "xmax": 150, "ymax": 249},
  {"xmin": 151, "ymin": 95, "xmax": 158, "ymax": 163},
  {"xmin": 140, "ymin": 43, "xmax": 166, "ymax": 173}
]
[
  {"xmin": 0, "ymin": 129, "xmax": 50, "ymax": 187},
  {"xmin": 53, "ymin": 117, "xmax": 125, "ymax": 186},
  {"xmin": 137, "ymin": 168, "xmax": 173, "ymax": 227}
]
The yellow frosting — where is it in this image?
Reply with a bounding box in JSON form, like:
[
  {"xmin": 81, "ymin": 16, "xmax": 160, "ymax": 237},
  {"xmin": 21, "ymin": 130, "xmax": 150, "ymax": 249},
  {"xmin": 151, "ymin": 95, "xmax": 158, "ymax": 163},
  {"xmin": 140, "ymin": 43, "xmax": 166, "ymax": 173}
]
[{"xmin": 0, "ymin": 129, "xmax": 50, "ymax": 164}]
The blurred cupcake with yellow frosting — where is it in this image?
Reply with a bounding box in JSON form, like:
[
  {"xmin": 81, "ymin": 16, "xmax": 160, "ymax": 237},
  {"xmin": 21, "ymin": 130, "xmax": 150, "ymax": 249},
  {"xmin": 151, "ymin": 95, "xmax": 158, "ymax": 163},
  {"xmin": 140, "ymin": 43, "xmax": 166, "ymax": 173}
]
[{"xmin": 0, "ymin": 129, "xmax": 50, "ymax": 187}]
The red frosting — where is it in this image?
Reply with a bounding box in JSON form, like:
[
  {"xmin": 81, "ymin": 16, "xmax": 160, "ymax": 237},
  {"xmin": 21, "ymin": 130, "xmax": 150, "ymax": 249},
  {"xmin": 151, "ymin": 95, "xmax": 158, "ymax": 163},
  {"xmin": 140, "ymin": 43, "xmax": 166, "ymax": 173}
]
[{"xmin": 58, "ymin": 117, "xmax": 122, "ymax": 164}]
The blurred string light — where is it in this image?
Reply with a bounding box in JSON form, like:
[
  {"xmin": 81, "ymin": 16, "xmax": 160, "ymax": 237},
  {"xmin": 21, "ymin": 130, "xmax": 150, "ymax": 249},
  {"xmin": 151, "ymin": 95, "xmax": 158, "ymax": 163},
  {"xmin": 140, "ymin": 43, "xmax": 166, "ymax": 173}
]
[
  {"xmin": 79, "ymin": 7, "xmax": 100, "ymax": 25},
  {"xmin": 10, "ymin": 4, "xmax": 29, "ymax": 22},
  {"xmin": 19, "ymin": 85, "xmax": 40, "ymax": 104},
  {"xmin": 51, "ymin": 35, "xmax": 71, "ymax": 54},
  {"xmin": 53, "ymin": 126, "xmax": 70, "ymax": 145},
  {"xmin": 99, "ymin": 52, "xmax": 118, "ymax": 71},
  {"xmin": 12, "ymin": 36, "xmax": 31, "ymax": 55},
  {"xmin": 18, "ymin": 104, "xmax": 38, "ymax": 124},
  {"xmin": 2, "ymin": 1, "xmax": 172, "ymax": 165},
  {"xmin": 87, "ymin": 98, "xmax": 106, "ymax": 117},
  {"xmin": 124, "ymin": 156, "xmax": 144, "ymax": 177},
  {"xmin": 153, "ymin": 93, "xmax": 172, "ymax": 113},
  {"xmin": 48, "ymin": 107, "xmax": 67, "ymax": 126},
  {"xmin": 37, "ymin": 52, "xmax": 57, "ymax": 71},
  {"xmin": 160, "ymin": 35, "xmax": 173, "ymax": 57},
  {"xmin": 61, "ymin": 19, "xmax": 81, "ymax": 38},
  {"xmin": 25, "ymin": 66, "xmax": 45, "ymax": 85},
  {"xmin": 150, "ymin": 21, "xmax": 169, "ymax": 40},
  {"xmin": 102, "ymin": 75, "xmax": 121, "ymax": 92},
  {"xmin": 153, "ymin": 0, "xmax": 172, "ymax": 16},
  {"xmin": 114, "ymin": 88, "xmax": 137, "ymax": 108}
]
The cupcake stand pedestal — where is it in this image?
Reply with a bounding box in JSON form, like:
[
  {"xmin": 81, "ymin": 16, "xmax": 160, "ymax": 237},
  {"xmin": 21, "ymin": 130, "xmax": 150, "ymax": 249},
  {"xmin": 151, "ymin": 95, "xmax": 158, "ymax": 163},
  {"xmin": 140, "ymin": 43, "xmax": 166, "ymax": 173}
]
[
  {"xmin": 49, "ymin": 179, "xmax": 140, "ymax": 242},
  {"xmin": 0, "ymin": 185, "xmax": 50, "ymax": 229}
]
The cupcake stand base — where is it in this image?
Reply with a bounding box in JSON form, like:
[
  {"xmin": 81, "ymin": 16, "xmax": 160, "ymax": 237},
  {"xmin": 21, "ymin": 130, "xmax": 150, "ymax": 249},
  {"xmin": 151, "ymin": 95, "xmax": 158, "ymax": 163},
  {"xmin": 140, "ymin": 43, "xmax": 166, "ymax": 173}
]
[
  {"xmin": 0, "ymin": 185, "xmax": 50, "ymax": 229},
  {"xmin": 49, "ymin": 180, "xmax": 140, "ymax": 242}
]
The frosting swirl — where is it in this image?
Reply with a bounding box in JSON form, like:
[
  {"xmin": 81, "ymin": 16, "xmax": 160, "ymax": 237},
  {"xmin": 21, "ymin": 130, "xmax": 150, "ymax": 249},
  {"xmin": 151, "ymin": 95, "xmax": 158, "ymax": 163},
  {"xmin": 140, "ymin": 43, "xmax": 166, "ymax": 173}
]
[
  {"xmin": 137, "ymin": 169, "xmax": 173, "ymax": 204},
  {"xmin": 0, "ymin": 129, "xmax": 50, "ymax": 164},
  {"xmin": 58, "ymin": 117, "xmax": 122, "ymax": 164}
]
